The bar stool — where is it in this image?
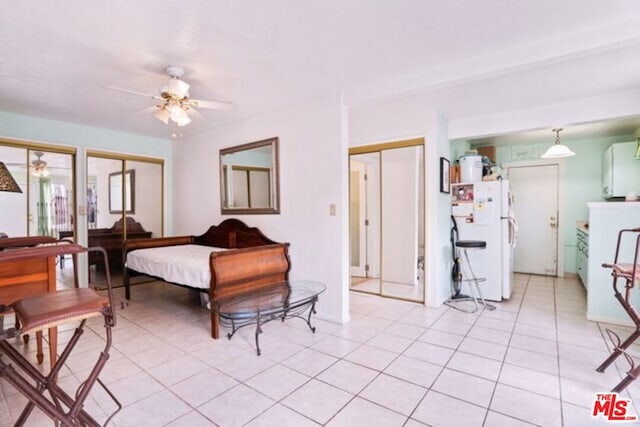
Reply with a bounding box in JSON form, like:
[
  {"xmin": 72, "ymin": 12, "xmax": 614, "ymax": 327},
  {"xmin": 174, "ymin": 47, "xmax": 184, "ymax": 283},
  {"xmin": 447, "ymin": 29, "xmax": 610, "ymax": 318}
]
[
  {"xmin": 0, "ymin": 244, "xmax": 121, "ymax": 426},
  {"xmin": 453, "ymin": 240, "xmax": 496, "ymax": 312}
]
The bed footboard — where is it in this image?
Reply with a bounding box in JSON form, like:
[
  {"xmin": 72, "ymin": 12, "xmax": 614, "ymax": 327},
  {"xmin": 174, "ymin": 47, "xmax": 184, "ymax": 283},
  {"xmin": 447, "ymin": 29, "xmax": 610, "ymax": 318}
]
[{"xmin": 209, "ymin": 243, "xmax": 291, "ymax": 338}]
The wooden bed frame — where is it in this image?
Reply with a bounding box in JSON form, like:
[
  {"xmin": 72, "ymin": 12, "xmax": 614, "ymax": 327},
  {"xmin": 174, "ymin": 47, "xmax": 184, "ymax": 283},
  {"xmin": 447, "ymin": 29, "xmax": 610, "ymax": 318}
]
[{"xmin": 123, "ymin": 219, "xmax": 291, "ymax": 338}]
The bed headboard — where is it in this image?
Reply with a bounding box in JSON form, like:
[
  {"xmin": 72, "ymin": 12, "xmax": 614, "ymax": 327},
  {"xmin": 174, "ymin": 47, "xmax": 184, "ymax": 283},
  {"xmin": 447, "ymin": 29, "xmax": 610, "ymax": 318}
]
[{"xmin": 193, "ymin": 218, "xmax": 278, "ymax": 248}]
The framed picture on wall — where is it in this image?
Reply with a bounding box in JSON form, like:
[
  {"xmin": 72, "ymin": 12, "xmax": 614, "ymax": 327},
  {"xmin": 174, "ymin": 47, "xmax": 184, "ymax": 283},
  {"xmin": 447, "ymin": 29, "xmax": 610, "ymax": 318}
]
[{"xmin": 440, "ymin": 157, "xmax": 450, "ymax": 194}]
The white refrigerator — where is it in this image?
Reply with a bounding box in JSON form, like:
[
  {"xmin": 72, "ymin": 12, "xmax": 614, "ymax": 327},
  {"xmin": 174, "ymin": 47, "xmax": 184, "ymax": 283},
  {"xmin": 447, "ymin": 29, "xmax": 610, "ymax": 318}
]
[{"xmin": 451, "ymin": 180, "xmax": 516, "ymax": 301}]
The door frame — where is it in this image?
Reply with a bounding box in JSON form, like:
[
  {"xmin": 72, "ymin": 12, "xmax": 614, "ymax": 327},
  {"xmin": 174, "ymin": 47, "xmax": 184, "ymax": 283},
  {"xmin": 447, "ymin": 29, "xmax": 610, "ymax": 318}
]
[
  {"xmin": 348, "ymin": 138, "xmax": 426, "ymax": 303},
  {"xmin": 503, "ymin": 158, "xmax": 566, "ymax": 278}
]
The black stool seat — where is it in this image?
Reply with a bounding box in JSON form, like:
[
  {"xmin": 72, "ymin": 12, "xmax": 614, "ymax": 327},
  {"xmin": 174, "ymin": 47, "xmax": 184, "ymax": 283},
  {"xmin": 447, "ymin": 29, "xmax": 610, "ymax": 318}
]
[
  {"xmin": 445, "ymin": 238, "xmax": 495, "ymax": 313},
  {"xmin": 456, "ymin": 240, "xmax": 486, "ymax": 249}
]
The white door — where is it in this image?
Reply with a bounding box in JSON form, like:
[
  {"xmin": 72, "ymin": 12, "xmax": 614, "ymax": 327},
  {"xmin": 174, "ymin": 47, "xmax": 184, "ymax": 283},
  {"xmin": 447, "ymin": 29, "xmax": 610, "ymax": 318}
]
[{"xmin": 506, "ymin": 163, "xmax": 559, "ymax": 276}]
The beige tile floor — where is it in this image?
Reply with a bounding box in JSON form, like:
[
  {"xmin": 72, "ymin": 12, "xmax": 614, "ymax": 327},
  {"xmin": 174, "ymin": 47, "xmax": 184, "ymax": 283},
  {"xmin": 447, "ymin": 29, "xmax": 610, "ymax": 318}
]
[{"xmin": 2, "ymin": 272, "xmax": 640, "ymax": 426}]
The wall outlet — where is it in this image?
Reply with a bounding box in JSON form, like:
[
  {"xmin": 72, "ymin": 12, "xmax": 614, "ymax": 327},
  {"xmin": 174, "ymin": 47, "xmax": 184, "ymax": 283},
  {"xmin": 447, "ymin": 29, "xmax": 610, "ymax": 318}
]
[
  {"xmin": 79, "ymin": 205, "xmax": 87, "ymax": 215},
  {"xmin": 329, "ymin": 204, "xmax": 336, "ymax": 216}
]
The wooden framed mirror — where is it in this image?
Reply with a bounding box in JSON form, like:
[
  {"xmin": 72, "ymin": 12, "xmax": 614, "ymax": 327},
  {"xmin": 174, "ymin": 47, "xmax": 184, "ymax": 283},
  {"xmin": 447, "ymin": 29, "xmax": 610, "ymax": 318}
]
[{"xmin": 220, "ymin": 137, "xmax": 280, "ymax": 214}]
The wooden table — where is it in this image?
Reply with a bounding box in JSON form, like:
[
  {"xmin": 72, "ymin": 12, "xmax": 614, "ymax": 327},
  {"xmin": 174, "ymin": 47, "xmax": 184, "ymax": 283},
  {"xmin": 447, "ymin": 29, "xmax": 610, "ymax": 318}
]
[{"xmin": 0, "ymin": 237, "xmax": 60, "ymax": 368}]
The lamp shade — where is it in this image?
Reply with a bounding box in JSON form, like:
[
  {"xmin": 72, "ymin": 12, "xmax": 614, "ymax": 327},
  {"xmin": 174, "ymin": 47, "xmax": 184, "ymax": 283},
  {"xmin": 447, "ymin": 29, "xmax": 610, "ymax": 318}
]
[
  {"xmin": 541, "ymin": 128, "xmax": 575, "ymax": 159},
  {"xmin": 541, "ymin": 144, "xmax": 576, "ymax": 159},
  {"xmin": 0, "ymin": 162, "xmax": 22, "ymax": 193},
  {"xmin": 154, "ymin": 107, "xmax": 171, "ymax": 124}
]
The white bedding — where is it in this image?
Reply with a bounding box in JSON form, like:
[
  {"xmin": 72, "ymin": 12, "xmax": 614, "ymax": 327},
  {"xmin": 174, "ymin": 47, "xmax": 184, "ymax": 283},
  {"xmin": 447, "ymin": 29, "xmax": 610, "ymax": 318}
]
[{"xmin": 126, "ymin": 244, "xmax": 228, "ymax": 289}]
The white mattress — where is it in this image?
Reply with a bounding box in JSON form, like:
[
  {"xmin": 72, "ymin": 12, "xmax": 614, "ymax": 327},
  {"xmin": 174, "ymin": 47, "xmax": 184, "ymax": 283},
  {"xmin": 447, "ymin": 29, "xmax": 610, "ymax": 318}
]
[{"xmin": 126, "ymin": 244, "xmax": 227, "ymax": 289}]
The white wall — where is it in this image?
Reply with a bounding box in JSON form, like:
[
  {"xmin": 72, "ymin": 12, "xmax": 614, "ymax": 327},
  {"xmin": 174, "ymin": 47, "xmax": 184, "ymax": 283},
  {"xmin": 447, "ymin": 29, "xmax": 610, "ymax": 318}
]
[
  {"xmin": 174, "ymin": 96, "xmax": 349, "ymax": 324},
  {"xmin": 349, "ymin": 96, "xmax": 452, "ymax": 307}
]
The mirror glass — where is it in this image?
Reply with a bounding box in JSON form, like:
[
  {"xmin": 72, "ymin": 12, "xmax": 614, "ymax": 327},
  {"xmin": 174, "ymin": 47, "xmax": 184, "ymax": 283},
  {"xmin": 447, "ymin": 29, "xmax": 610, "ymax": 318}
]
[
  {"xmin": 126, "ymin": 159, "xmax": 163, "ymax": 238},
  {"xmin": 349, "ymin": 143, "xmax": 425, "ymax": 303},
  {"xmin": 0, "ymin": 145, "xmax": 74, "ymax": 239},
  {"xmin": 86, "ymin": 155, "xmax": 163, "ymax": 278},
  {"xmin": 109, "ymin": 169, "xmax": 135, "ymax": 214},
  {"xmin": 0, "ymin": 145, "xmax": 28, "ymax": 236},
  {"xmin": 28, "ymin": 150, "xmax": 75, "ymax": 238},
  {"xmin": 220, "ymin": 137, "xmax": 280, "ymax": 214}
]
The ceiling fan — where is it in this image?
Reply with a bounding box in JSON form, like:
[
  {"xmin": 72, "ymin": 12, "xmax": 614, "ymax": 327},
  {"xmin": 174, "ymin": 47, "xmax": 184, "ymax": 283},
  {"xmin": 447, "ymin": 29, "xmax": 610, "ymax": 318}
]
[
  {"xmin": 30, "ymin": 151, "xmax": 49, "ymax": 177},
  {"xmin": 106, "ymin": 66, "xmax": 235, "ymax": 127},
  {"xmin": 4, "ymin": 152, "xmax": 69, "ymax": 178}
]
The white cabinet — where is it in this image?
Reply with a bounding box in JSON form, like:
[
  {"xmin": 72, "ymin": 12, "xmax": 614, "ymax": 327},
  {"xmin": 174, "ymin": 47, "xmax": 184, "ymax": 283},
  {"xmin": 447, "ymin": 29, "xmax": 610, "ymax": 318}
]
[
  {"xmin": 602, "ymin": 142, "xmax": 640, "ymax": 199},
  {"xmin": 576, "ymin": 228, "xmax": 588, "ymax": 288}
]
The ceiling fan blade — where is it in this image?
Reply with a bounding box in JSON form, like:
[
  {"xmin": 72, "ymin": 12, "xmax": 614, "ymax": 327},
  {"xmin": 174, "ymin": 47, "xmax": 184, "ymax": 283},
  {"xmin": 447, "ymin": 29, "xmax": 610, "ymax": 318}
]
[
  {"xmin": 135, "ymin": 104, "xmax": 162, "ymax": 114},
  {"xmin": 103, "ymin": 86, "xmax": 163, "ymax": 101},
  {"xmin": 188, "ymin": 106, "xmax": 205, "ymax": 120},
  {"xmin": 187, "ymin": 98, "xmax": 236, "ymax": 110}
]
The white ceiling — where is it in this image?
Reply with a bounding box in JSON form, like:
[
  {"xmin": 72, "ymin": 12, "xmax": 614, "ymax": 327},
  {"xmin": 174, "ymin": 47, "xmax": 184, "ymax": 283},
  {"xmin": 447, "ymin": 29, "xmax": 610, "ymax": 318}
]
[{"xmin": 2, "ymin": 1, "xmax": 640, "ymax": 140}]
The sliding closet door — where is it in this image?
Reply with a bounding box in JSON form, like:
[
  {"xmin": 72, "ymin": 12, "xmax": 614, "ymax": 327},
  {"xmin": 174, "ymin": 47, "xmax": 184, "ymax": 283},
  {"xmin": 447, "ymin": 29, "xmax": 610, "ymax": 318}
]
[
  {"xmin": 86, "ymin": 152, "xmax": 163, "ymax": 278},
  {"xmin": 380, "ymin": 145, "xmax": 424, "ymax": 301},
  {"xmin": 27, "ymin": 150, "xmax": 74, "ymax": 238},
  {"xmin": 0, "ymin": 144, "xmax": 75, "ymax": 239},
  {"xmin": 125, "ymin": 159, "xmax": 163, "ymax": 238},
  {"xmin": 87, "ymin": 157, "xmax": 123, "ymax": 231},
  {"xmin": 0, "ymin": 145, "xmax": 28, "ymax": 236},
  {"xmin": 349, "ymin": 153, "xmax": 381, "ymax": 294},
  {"xmin": 349, "ymin": 140, "xmax": 425, "ymax": 303}
]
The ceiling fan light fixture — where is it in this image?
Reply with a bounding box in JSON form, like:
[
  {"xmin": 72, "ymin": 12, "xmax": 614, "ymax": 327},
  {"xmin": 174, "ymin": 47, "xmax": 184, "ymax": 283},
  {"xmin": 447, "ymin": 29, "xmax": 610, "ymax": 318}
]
[
  {"xmin": 541, "ymin": 128, "xmax": 575, "ymax": 159},
  {"xmin": 31, "ymin": 167, "xmax": 49, "ymax": 178},
  {"xmin": 174, "ymin": 112, "xmax": 192, "ymax": 127},
  {"xmin": 154, "ymin": 107, "xmax": 171, "ymax": 124},
  {"xmin": 170, "ymin": 107, "xmax": 186, "ymax": 121},
  {"xmin": 167, "ymin": 78, "xmax": 190, "ymax": 98}
]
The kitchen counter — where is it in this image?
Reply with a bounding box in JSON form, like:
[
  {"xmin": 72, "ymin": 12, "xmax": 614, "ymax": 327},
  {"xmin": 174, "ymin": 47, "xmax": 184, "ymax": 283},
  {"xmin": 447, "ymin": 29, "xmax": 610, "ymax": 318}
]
[{"xmin": 588, "ymin": 201, "xmax": 640, "ymax": 209}]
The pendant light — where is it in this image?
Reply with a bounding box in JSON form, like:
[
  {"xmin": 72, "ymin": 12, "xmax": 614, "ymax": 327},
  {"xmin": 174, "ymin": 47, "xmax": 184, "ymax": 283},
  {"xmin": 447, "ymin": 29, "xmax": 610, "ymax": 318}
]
[{"xmin": 541, "ymin": 128, "xmax": 575, "ymax": 159}]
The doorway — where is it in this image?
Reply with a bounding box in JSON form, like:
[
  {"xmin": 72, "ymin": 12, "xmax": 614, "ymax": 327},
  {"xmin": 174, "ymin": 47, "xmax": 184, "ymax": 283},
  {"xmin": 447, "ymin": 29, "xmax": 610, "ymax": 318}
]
[
  {"xmin": 504, "ymin": 161, "xmax": 562, "ymax": 276},
  {"xmin": 349, "ymin": 138, "xmax": 425, "ymax": 303}
]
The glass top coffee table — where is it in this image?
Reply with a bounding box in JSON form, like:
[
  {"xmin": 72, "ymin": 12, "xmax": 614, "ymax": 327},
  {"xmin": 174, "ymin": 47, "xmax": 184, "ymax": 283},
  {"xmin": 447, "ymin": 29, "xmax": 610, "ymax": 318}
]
[{"xmin": 212, "ymin": 280, "xmax": 326, "ymax": 355}]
